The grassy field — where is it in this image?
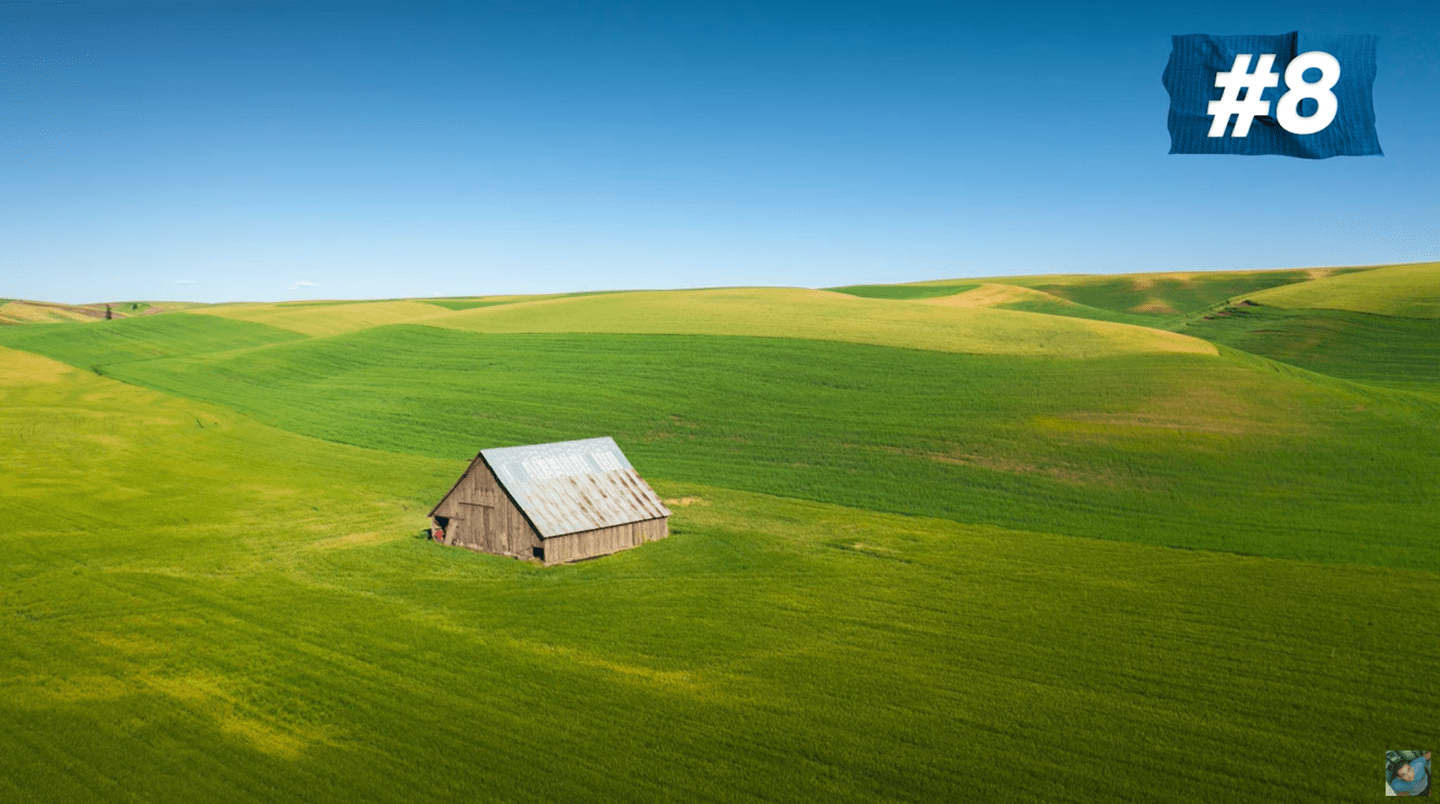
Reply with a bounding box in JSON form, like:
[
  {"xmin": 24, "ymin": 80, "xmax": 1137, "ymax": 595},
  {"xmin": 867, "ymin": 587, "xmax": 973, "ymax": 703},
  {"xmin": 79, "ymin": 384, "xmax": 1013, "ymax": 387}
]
[
  {"xmin": 1243, "ymin": 262, "xmax": 1440, "ymax": 318},
  {"xmin": 414, "ymin": 287, "xmax": 1215, "ymax": 357},
  {"xmin": 1181, "ymin": 304, "xmax": 1440, "ymax": 391},
  {"xmin": 916, "ymin": 283, "xmax": 1084, "ymax": 309},
  {"xmin": 1, "ymin": 263, "xmax": 1437, "ymax": 803},
  {"xmin": 0, "ymin": 313, "xmax": 305, "ymax": 370},
  {"xmin": 0, "ymin": 300, "xmax": 204, "ymax": 325},
  {"xmin": 34, "ymin": 325, "xmax": 1424, "ymax": 569},
  {"xmin": 1, "ymin": 347, "xmax": 1434, "ymax": 803},
  {"xmin": 192, "ymin": 299, "xmax": 465, "ymax": 337},
  {"xmin": 858, "ymin": 267, "xmax": 1380, "ymax": 322},
  {"xmin": 827, "ymin": 281, "xmax": 981, "ymax": 299},
  {"xmin": 191, "ymin": 292, "xmax": 603, "ymax": 334},
  {"xmin": 910, "ymin": 284, "xmax": 1163, "ymax": 327}
]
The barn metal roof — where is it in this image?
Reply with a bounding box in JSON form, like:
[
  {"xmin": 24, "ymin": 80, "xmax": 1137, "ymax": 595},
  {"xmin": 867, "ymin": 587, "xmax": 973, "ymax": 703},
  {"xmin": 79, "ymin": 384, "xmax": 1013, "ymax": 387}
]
[{"xmin": 481, "ymin": 437, "xmax": 671, "ymax": 538}]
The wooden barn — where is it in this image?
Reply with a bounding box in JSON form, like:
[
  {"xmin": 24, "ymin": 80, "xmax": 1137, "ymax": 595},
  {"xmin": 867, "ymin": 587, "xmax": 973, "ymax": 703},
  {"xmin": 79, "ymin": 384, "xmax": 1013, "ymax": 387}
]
[{"xmin": 429, "ymin": 437, "xmax": 671, "ymax": 565}]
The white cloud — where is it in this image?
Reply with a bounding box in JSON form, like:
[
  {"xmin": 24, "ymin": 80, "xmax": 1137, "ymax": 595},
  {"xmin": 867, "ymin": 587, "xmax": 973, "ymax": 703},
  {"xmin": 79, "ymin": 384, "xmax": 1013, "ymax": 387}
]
[{"xmin": 292, "ymin": 281, "xmax": 320, "ymax": 289}]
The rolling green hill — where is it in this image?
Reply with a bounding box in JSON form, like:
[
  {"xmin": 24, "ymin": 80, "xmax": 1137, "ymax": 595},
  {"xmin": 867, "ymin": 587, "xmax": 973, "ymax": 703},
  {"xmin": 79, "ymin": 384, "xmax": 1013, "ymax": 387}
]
[
  {"xmin": 1243, "ymin": 261, "xmax": 1440, "ymax": 318},
  {"xmin": 1005, "ymin": 268, "xmax": 1339, "ymax": 318},
  {"xmin": 836, "ymin": 266, "xmax": 1382, "ymax": 323},
  {"xmin": 1181, "ymin": 304, "xmax": 1440, "ymax": 391},
  {"xmin": 0, "ymin": 346, "xmax": 1433, "ymax": 803},
  {"xmin": 0, "ymin": 313, "xmax": 306, "ymax": 370},
  {"xmin": 1, "ymin": 262, "xmax": 1436, "ymax": 803},
  {"xmin": 51, "ymin": 325, "xmax": 1430, "ymax": 570},
  {"xmin": 916, "ymin": 283, "xmax": 1159, "ymax": 326},
  {"xmin": 192, "ymin": 299, "xmax": 466, "ymax": 337},
  {"xmin": 1175, "ymin": 264, "xmax": 1440, "ymax": 392},
  {"xmin": 0, "ymin": 299, "xmax": 209, "ymax": 325},
  {"xmin": 825, "ymin": 281, "xmax": 981, "ymax": 299},
  {"xmin": 419, "ymin": 287, "xmax": 1216, "ymax": 357}
]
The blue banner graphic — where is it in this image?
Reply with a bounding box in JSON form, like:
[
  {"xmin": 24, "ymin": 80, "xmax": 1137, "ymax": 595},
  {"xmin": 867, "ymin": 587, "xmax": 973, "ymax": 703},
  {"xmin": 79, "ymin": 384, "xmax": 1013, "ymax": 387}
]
[{"xmin": 1163, "ymin": 32, "xmax": 1381, "ymax": 158}]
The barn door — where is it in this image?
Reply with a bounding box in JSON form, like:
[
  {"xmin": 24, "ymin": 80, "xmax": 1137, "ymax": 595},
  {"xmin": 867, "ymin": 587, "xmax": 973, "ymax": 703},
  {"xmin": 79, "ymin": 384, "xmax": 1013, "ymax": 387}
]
[
  {"xmin": 460, "ymin": 501, "xmax": 500, "ymax": 553},
  {"xmin": 491, "ymin": 506, "xmax": 508, "ymax": 555}
]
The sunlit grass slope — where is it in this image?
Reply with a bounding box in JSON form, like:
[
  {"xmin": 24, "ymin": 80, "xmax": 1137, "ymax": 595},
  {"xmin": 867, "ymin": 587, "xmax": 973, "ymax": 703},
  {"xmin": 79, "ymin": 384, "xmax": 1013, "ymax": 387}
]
[
  {"xmin": 191, "ymin": 299, "xmax": 463, "ymax": 337},
  {"xmin": 420, "ymin": 293, "xmax": 571, "ymax": 311},
  {"xmin": 0, "ymin": 299, "xmax": 208, "ymax": 325},
  {"xmin": 843, "ymin": 267, "xmax": 1377, "ymax": 321},
  {"xmin": 825, "ymin": 283, "xmax": 1156, "ymax": 327},
  {"xmin": 999, "ymin": 268, "xmax": 1358, "ymax": 317},
  {"xmin": 78, "ymin": 322, "xmax": 1439, "ymax": 570},
  {"xmin": 914, "ymin": 283, "xmax": 1163, "ymax": 326},
  {"xmin": 1244, "ymin": 261, "xmax": 1440, "ymax": 317},
  {"xmin": 0, "ymin": 313, "xmax": 306, "ymax": 370},
  {"xmin": 919, "ymin": 283, "xmax": 1082, "ymax": 309},
  {"xmin": 192, "ymin": 294, "xmax": 592, "ymax": 337},
  {"xmin": 424, "ymin": 287, "xmax": 1216, "ymax": 357},
  {"xmin": 0, "ymin": 345, "xmax": 448, "ymax": 551},
  {"xmin": 0, "ymin": 299, "xmax": 111, "ymax": 324},
  {"xmin": 0, "ymin": 347, "xmax": 1433, "ymax": 803}
]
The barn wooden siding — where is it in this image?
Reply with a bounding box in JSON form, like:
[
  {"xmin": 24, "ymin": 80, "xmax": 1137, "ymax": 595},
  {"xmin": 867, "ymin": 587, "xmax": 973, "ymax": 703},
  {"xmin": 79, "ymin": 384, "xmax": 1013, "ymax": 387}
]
[
  {"xmin": 541, "ymin": 517, "xmax": 668, "ymax": 565},
  {"xmin": 431, "ymin": 457, "xmax": 542, "ymax": 560}
]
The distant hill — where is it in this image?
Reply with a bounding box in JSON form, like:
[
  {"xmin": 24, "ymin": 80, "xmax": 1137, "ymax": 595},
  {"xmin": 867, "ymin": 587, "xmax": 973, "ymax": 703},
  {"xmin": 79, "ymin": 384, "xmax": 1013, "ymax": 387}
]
[
  {"xmin": 0, "ymin": 299, "xmax": 208, "ymax": 325},
  {"xmin": 1242, "ymin": 261, "xmax": 1440, "ymax": 318},
  {"xmin": 1177, "ymin": 263, "xmax": 1440, "ymax": 390},
  {"xmin": 830, "ymin": 265, "xmax": 1381, "ymax": 323},
  {"xmin": 827, "ymin": 262, "xmax": 1440, "ymax": 392},
  {"xmin": 408, "ymin": 287, "xmax": 1215, "ymax": 358}
]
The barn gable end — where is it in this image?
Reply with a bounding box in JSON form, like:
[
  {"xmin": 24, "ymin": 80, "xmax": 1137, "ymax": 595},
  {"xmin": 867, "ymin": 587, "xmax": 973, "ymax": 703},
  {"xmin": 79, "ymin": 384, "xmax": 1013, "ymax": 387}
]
[
  {"xmin": 429, "ymin": 455, "xmax": 542, "ymax": 559},
  {"xmin": 429, "ymin": 437, "xmax": 670, "ymax": 565}
]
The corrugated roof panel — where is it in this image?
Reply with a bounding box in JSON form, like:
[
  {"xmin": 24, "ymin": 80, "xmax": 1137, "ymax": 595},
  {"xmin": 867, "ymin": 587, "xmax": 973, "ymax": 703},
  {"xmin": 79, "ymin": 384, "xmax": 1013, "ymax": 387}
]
[{"xmin": 481, "ymin": 437, "xmax": 670, "ymax": 538}]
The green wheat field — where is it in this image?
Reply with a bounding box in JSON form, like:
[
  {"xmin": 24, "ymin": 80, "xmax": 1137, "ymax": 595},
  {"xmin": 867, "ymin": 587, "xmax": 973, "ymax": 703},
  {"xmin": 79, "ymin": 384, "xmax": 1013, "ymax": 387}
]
[{"xmin": 1, "ymin": 262, "xmax": 1436, "ymax": 802}]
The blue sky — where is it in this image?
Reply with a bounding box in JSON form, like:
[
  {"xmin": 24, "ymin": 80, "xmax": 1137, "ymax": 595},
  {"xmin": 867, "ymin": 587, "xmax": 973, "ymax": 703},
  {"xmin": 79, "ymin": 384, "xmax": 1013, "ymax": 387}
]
[{"xmin": 3, "ymin": 0, "xmax": 1437, "ymax": 303}]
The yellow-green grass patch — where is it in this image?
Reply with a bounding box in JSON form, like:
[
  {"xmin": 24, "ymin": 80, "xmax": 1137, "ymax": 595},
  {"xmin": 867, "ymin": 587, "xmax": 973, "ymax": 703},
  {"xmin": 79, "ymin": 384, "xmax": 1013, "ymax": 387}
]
[
  {"xmin": 917, "ymin": 283, "xmax": 1082, "ymax": 309},
  {"xmin": 905, "ymin": 266, "xmax": 1343, "ymax": 290},
  {"xmin": 891, "ymin": 267, "xmax": 1377, "ymax": 320},
  {"xmin": 0, "ymin": 300, "xmax": 210, "ymax": 326},
  {"xmin": 1245, "ymin": 262, "xmax": 1440, "ymax": 318},
  {"xmin": 0, "ymin": 345, "xmax": 453, "ymax": 565},
  {"xmin": 424, "ymin": 287, "xmax": 1217, "ymax": 357},
  {"xmin": 189, "ymin": 299, "xmax": 459, "ymax": 337},
  {"xmin": 0, "ymin": 300, "xmax": 112, "ymax": 325}
]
